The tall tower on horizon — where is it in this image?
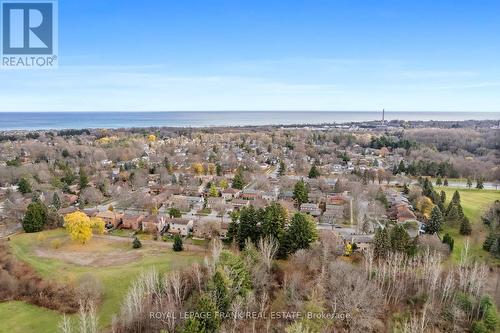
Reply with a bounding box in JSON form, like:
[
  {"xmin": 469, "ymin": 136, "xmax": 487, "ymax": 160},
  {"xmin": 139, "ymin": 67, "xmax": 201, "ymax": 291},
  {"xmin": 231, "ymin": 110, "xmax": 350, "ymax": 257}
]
[{"xmin": 382, "ymin": 108, "xmax": 385, "ymax": 124}]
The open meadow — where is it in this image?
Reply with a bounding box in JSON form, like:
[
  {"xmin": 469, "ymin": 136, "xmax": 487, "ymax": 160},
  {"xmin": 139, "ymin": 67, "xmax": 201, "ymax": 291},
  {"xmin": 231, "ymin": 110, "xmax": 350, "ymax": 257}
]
[
  {"xmin": 438, "ymin": 188, "xmax": 500, "ymax": 265},
  {"xmin": 0, "ymin": 229, "xmax": 203, "ymax": 333}
]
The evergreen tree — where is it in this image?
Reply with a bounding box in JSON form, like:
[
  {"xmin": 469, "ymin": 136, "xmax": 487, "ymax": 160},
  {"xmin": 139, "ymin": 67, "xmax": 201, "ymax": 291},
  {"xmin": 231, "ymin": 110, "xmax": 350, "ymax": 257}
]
[
  {"xmin": 261, "ymin": 202, "xmax": 287, "ymax": 242},
  {"xmin": 440, "ymin": 191, "xmax": 446, "ymax": 206},
  {"xmin": 483, "ymin": 234, "xmax": 494, "ymax": 251},
  {"xmin": 226, "ymin": 211, "xmax": 239, "ymax": 244},
  {"xmin": 402, "ymin": 183, "xmax": 410, "ymax": 195},
  {"xmin": 471, "ymin": 321, "xmax": 488, "ymax": 333},
  {"xmin": 451, "ymin": 190, "xmax": 461, "ymax": 205},
  {"xmin": 482, "ymin": 301, "xmax": 498, "ymax": 331},
  {"xmin": 51, "ymin": 193, "xmax": 61, "ymax": 209},
  {"xmin": 482, "ymin": 201, "xmax": 500, "ymax": 258},
  {"xmin": 443, "ymin": 178, "xmax": 449, "ymax": 186},
  {"xmin": 444, "ymin": 234, "xmax": 455, "ymax": 251},
  {"xmin": 278, "ymin": 160, "xmax": 286, "ymax": 176},
  {"xmin": 17, "ymin": 177, "xmax": 32, "ymax": 194},
  {"xmin": 422, "ymin": 178, "xmax": 434, "ymax": 197},
  {"xmin": 195, "ymin": 295, "xmax": 220, "ymax": 333},
  {"xmin": 281, "ymin": 213, "xmax": 317, "ymax": 256},
  {"xmin": 333, "ymin": 179, "xmax": 342, "ymax": 193},
  {"xmin": 168, "ymin": 207, "xmax": 182, "ymax": 218},
  {"xmin": 79, "ymin": 168, "xmax": 89, "ymax": 189},
  {"xmin": 308, "ymin": 163, "xmax": 320, "ymax": 179},
  {"xmin": 173, "ymin": 235, "xmax": 183, "ymax": 251},
  {"xmin": 436, "ymin": 176, "xmax": 442, "ymax": 186},
  {"xmin": 445, "ymin": 204, "xmax": 461, "ymax": 226},
  {"xmin": 215, "ymin": 163, "xmax": 223, "ymax": 176},
  {"xmin": 460, "ymin": 217, "xmax": 472, "ymax": 235},
  {"xmin": 132, "ymin": 237, "xmax": 142, "ymax": 248},
  {"xmin": 237, "ymin": 206, "xmax": 261, "ymax": 250},
  {"xmin": 180, "ymin": 318, "xmax": 206, "ymax": 333},
  {"xmin": 392, "ymin": 165, "xmax": 398, "ymax": 175},
  {"xmin": 442, "ymin": 233, "xmax": 454, "ymax": 251},
  {"xmin": 390, "ymin": 224, "xmax": 411, "ymax": 253},
  {"xmin": 22, "ymin": 201, "xmax": 47, "ymax": 232},
  {"xmin": 61, "ymin": 149, "xmax": 70, "ymax": 158},
  {"xmin": 427, "ymin": 206, "xmax": 443, "ymax": 235},
  {"xmin": 397, "ymin": 160, "xmax": 406, "ymax": 174},
  {"xmin": 466, "ymin": 177, "xmax": 473, "ymax": 188},
  {"xmin": 476, "ymin": 178, "xmax": 484, "ymax": 190},
  {"xmin": 293, "ymin": 179, "xmax": 309, "ymax": 205},
  {"xmin": 373, "ymin": 227, "xmax": 391, "ymax": 258},
  {"xmin": 430, "ymin": 190, "xmax": 441, "ymax": 205},
  {"xmin": 490, "ymin": 239, "xmax": 500, "ymax": 258},
  {"xmin": 232, "ymin": 168, "xmax": 245, "ymax": 189},
  {"xmin": 210, "ymin": 270, "xmax": 229, "ymax": 312}
]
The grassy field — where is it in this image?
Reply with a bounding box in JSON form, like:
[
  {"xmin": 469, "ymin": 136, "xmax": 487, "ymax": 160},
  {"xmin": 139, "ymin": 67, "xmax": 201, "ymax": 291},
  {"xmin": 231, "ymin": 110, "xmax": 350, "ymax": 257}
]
[
  {"xmin": 0, "ymin": 229, "xmax": 202, "ymax": 333},
  {"xmin": 437, "ymin": 187, "xmax": 500, "ymax": 265}
]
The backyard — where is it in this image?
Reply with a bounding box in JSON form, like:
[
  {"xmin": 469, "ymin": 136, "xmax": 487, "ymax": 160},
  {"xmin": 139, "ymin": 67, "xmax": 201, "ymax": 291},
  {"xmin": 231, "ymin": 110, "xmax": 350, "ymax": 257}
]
[{"xmin": 0, "ymin": 229, "xmax": 202, "ymax": 333}]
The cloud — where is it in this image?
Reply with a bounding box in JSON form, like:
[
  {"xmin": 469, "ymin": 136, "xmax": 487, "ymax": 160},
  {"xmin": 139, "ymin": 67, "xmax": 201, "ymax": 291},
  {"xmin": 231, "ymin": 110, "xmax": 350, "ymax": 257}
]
[{"xmin": 0, "ymin": 59, "xmax": 499, "ymax": 112}]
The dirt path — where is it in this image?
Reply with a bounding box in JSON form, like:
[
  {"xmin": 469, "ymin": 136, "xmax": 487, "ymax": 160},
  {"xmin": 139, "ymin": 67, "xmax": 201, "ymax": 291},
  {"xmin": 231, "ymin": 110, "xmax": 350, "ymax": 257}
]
[{"xmin": 94, "ymin": 234, "xmax": 210, "ymax": 253}]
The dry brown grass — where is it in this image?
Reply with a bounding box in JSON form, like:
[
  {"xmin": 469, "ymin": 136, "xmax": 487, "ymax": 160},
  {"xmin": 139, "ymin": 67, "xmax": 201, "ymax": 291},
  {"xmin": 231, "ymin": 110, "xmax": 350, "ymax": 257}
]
[{"xmin": 0, "ymin": 241, "xmax": 79, "ymax": 313}]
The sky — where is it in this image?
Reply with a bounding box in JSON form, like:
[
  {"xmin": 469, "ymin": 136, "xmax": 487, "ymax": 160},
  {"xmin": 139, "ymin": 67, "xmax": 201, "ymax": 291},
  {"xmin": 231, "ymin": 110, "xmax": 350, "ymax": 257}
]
[{"xmin": 1, "ymin": 0, "xmax": 500, "ymax": 112}]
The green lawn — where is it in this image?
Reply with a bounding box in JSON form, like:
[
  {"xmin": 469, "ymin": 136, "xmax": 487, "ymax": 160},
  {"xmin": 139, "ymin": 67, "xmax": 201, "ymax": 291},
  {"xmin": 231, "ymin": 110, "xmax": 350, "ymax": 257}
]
[
  {"xmin": 0, "ymin": 229, "xmax": 202, "ymax": 333},
  {"xmin": 437, "ymin": 187, "xmax": 500, "ymax": 265}
]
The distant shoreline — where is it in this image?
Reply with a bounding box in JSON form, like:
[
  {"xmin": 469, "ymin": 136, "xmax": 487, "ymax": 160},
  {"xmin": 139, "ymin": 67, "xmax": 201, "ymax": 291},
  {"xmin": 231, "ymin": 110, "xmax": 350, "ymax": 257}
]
[{"xmin": 1, "ymin": 111, "xmax": 499, "ymax": 131}]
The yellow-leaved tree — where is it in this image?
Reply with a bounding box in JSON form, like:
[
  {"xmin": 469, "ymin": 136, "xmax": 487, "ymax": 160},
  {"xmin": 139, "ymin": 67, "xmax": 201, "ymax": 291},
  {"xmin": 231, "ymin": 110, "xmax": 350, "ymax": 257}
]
[
  {"xmin": 90, "ymin": 217, "xmax": 105, "ymax": 235},
  {"xmin": 219, "ymin": 179, "xmax": 228, "ymax": 189},
  {"xmin": 416, "ymin": 196, "xmax": 434, "ymax": 219},
  {"xmin": 64, "ymin": 212, "xmax": 105, "ymax": 244},
  {"xmin": 192, "ymin": 163, "xmax": 204, "ymax": 175}
]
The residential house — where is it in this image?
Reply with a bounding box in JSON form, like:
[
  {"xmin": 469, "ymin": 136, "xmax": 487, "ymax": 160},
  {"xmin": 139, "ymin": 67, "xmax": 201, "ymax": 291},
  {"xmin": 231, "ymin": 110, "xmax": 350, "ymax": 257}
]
[
  {"xmin": 308, "ymin": 191, "xmax": 324, "ymax": 204},
  {"xmin": 221, "ymin": 188, "xmax": 240, "ymax": 200},
  {"xmin": 231, "ymin": 199, "xmax": 250, "ymax": 209},
  {"xmin": 64, "ymin": 194, "xmax": 78, "ymax": 205},
  {"xmin": 206, "ymin": 197, "xmax": 225, "ymax": 209},
  {"xmin": 97, "ymin": 211, "xmax": 124, "ymax": 228},
  {"xmin": 57, "ymin": 206, "xmax": 78, "ymax": 216},
  {"xmin": 240, "ymin": 189, "xmax": 260, "ymax": 201},
  {"xmin": 262, "ymin": 191, "xmax": 278, "ymax": 202},
  {"xmin": 300, "ymin": 203, "xmax": 322, "ymax": 216},
  {"xmin": 142, "ymin": 215, "xmax": 160, "ymax": 233},
  {"xmin": 167, "ymin": 218, "xmax": 193, "ymax": 236},
  {"xmin": 82, "ymin": 208, "xmax": 98, "ymax": 217},
  {"xmin": 121, "ymin": 214, "xmax": 144, "ymax": 230}
]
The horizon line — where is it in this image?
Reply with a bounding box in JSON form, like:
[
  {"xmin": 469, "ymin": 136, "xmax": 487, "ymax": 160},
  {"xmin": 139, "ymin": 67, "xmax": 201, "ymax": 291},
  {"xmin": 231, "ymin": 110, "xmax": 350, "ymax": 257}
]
[{"xmin": 1, "ymin": 110, "xmax": 499, "ymax": 113}]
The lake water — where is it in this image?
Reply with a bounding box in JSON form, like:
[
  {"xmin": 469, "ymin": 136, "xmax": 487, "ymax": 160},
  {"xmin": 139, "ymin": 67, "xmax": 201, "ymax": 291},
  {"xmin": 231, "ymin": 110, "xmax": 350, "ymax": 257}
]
[{"xmin": 0, "ymin": 111, "xmax": 498, "ymax": 130}]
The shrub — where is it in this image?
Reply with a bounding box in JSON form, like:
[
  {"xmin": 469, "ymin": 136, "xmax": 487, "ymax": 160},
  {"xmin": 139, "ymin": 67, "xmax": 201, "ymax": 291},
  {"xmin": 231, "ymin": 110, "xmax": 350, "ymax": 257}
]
[
  {"xmin": 0, "ymin": 242, "xmax": 78, "ymax": 312},
  {"xmin": 76, "ymin": 273, "xmax": 103, "ymax": 304},
  {"xmin": 173, "ymin": 235, "xmax": 183, "ymax": 251},
  {"xmin": 17, "ymin": 177, "xmax": 32, "ymax": 194},
  {"xmin": 471, "ymin": 321, "xmax": 488, "ymax": 333},
  {"xmin": 50, "ymin": 239, "xmax": 62, "ymax": 249},
  {"xmin": 132, "ymin": 237, "xmax": 142, "ymax": 249},
  {"xmin": 36, "ymin": 233, "xmax": 47, "ymax": 244}
]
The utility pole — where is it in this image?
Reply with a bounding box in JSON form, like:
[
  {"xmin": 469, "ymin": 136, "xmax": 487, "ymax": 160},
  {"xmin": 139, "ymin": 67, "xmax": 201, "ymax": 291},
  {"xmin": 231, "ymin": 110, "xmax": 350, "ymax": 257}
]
[{"xmin": 382, "ymin": 108, "xmax": 385, "ymax": 124}]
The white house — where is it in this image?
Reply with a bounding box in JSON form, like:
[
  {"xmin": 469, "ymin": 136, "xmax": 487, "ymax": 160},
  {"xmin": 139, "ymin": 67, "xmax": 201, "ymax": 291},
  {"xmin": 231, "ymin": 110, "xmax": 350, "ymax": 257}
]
[{"xmin": 167, "ymin": 218, "xmax": 194, "ymax": 236}]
